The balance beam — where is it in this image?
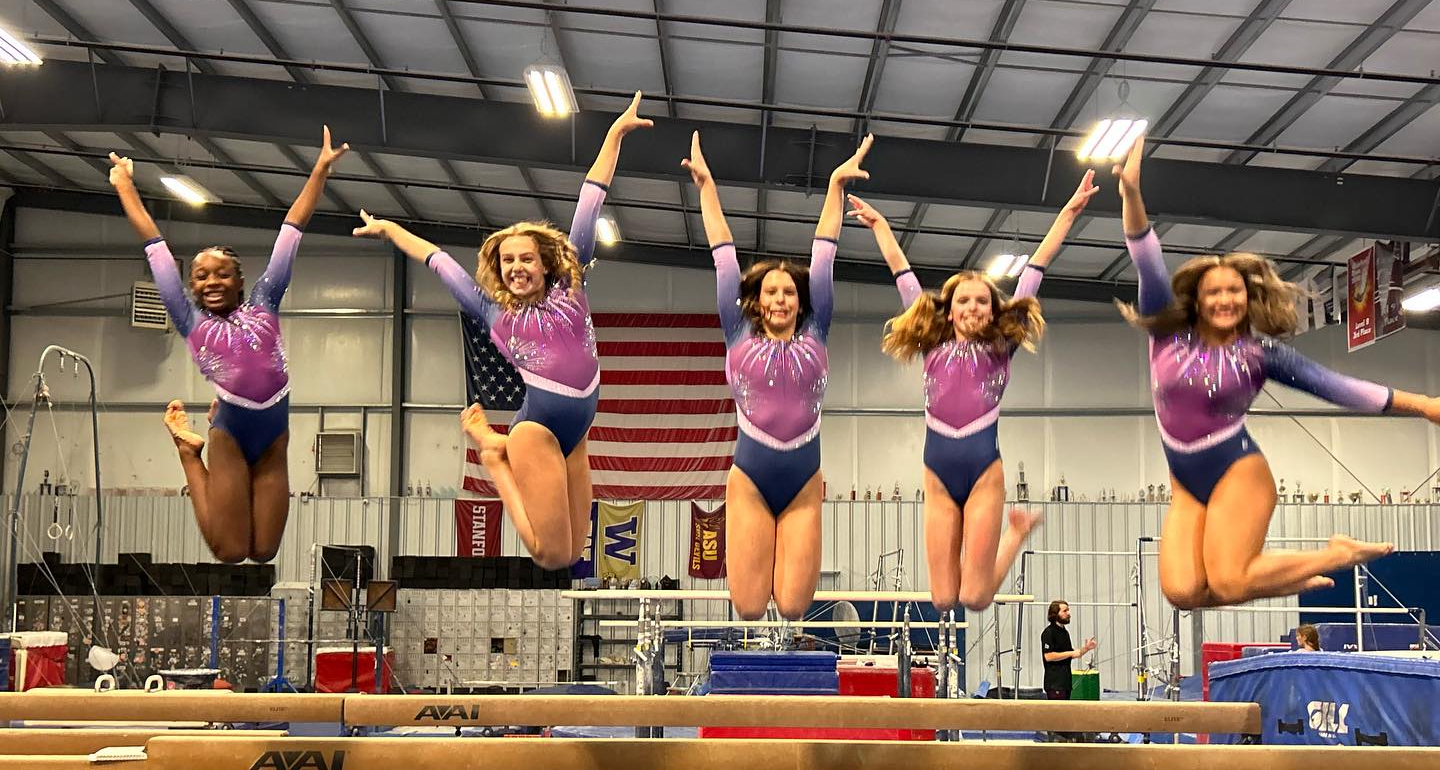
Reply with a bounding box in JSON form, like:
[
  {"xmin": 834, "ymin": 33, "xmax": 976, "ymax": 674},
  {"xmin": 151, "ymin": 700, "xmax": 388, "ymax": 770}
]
[
  {"xmin": 0, "ymin": 728, "xmax": 287, "ymax": 755},
  {"xmin": 561, "ymin": 589, "xmax": 1032, "ymax": 603},
  {"xmin": 0, "ymin": 692, "xmax": 345, "ymax": 724},
  {"xmin": 97, "ymin": 737, "xmax": 1440, "ymax": 770},
  {"xmin": 342, "ymin": 694, "xmax": 1261, "ymax": 734}
]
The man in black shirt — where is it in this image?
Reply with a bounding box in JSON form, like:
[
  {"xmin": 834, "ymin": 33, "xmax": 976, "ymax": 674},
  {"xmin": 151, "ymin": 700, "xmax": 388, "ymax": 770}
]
[{"xmin": 1041, "ymin": 600, "xmax": 1096, "ymax": 699}]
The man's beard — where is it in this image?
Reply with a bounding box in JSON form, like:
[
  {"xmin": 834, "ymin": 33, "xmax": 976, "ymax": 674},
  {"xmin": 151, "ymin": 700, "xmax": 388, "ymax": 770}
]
[{"xmin": 1057, "ymin": 616, "xmax": 1070, "ymax": 625}]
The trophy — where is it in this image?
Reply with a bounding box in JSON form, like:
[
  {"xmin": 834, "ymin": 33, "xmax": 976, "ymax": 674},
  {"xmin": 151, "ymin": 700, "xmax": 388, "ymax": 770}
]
[{"xmin": 1015, "ymin": 462, "xmax": 1030, "ymax": 503}]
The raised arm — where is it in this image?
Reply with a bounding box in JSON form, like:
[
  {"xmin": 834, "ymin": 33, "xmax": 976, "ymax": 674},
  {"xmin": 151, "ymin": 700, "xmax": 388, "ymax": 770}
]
[
  {"xmin": 682, "ymin": 131, "xmax": 734, "ymax": 247},
  {"xmin": 1113, "ymin": 138, "xmax": 1172, "ymax": 315},
  {"xmin": 108, "ymin": 153, "xmax": 161, "ymax": 242},
  {"xmin": 353, "ymin": 211, "xmax": 493, "ymax": 321},
  {"xmin": 283, "ymin": 125, "xmax": 349, "ymax": 230},
  {"xmin": 109, "ymin": 153, "xmax": 196, "ymax": 333},
  {"xmin": 584, "ymin": 91, "xmax": 653, "ymax": 189},
  {"xmin": 1015, "ymin": 169, "xmax": 1101, "ymax": 300},
  {"xmin": 849, "ymin": 194, "xmax": 921, "ymax": 309},
  {"xmin": 817, "ymin": 134, "xmax": 872, "ymax": 241}
]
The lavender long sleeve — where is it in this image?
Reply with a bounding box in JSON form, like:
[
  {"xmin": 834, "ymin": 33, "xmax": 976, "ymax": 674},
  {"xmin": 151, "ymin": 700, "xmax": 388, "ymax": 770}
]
[
  {"xmin": 426, "ymin": 249, "xmax": 498, "ymax": 324},
  {"xmin": 569, "ymin": 180, "xmax": 608, "ymax": 270},
  {"xmin": 250, "ymin": 222, "xmax": 303, "ymax": 313},
  {"xmin": 1013, "ymin": 263, "xmax": 1045, "ymax": 301},
  {"xmin": 807, "ymin": 237, "xmax": 836, "ymax": 341},
  {"xmin": 712, "ymin": 242, "xmax": 745, "ymax": 346},
  {"xmin": 144, "ymin": 237, "xmax": 198, "ymax": 337},
  {"xmin": 894, "ymin": 269, "xmax": 923, "ymax": 309},
  {"xmin": 1126, "ymin": 227, "xmax": 1172, "ymax": 317},
  {"xmin": 1261, "ymin": 339, "xmax": 1392, "ymax": 414}
]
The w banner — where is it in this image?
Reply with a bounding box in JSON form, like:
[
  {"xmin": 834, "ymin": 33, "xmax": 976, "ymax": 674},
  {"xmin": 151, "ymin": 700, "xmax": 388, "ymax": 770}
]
[
  {"xmin": 454, "ymin": 500, "xmax": 501, "ymax": 557},
  {"xmin": 689, "ymin": 502, "xmax": 726, "ymax": 579},
  {"xmin": 597, "ymin": 501, "xmax": 642, "ymax": 582},
  {"xmin": 1347, "ymin": 246, "xmax": 1377, "ymax": 351}
]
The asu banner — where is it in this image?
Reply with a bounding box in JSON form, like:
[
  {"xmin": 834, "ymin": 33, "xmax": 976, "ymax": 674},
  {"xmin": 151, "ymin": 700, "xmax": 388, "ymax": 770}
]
[
  {"xmin": 689, "ymin": 502, "xmax": 726, "ymax": 579},
  {"xmin": 596, "ymin": 501, "xmax": 642, "ymax": 582},
  {"xmin": 453, "ymin": 500, "xmax": 501, "ymax": 557},
  {"xmin": 1347, "ymin": 246, "xmax": 1376, "ymax": 351}
]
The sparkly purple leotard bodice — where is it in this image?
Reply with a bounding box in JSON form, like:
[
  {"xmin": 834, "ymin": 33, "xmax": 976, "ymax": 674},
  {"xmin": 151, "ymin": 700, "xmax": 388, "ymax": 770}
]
[
  {"xmin": 894, "ymin": 267, "xmax": 1043, "ymax": 437},
  {"xmin": 146, "ymin": 223, "xmax": 300, "ymax": 409},
  {"xmin": 426, "ymin": 180, "xmax": 606, "ymax": 397},
  {"xmin": 1126, "ymin": 228, "xmax": 1392, "ymax": 451},
  {"xmin": 713, "ymin": 239, "xmax": 835, "ymax": 450}
]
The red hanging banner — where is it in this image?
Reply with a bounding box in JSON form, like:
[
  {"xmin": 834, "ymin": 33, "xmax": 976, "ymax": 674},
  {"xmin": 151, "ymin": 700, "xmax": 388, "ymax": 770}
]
[
  {"xmin": 689, "ymin": 502, "xmax": 726, "ymax": 579},
  {"xmin": 454, "ymin": 499, "xmax": 502, "ymax": 557},
  {"xmin": 1346, "ymin": 246, "xmax": 1376, "ymax": 351}
]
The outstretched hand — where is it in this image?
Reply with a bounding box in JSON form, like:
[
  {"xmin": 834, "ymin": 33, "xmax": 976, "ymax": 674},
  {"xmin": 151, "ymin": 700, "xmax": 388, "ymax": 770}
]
[
  {"xmin": 318, "ymin": 125, "xmax": 350, "ymax": 171},
  {"xmin": 830, "ymin": 133, "xmax": 873, "ymax": 186},
  {"xmin": 612, "ymin": 91, "xmax": 655, "ymax": 136},
  {"xmin": 846, "ymin": 194, "xmax": 885, "ymax": 229},
  {"xmin": 681, "ymin": 131, "xmax": 712, "ymax": 188},
  {"xmin": 1064, "ymin": 169, "xmax": 1100, "ymax": 215},
  {"xmin": 351, "ymin": 209, "xmax": 392, "ymax": 239},
  {"xmin": 1112, "ymin": 135, "xmax": 1143, "ymax": 197},
  {"xmin": 108, "ymin": 152, "xmax": 134, "ymax": 188}
]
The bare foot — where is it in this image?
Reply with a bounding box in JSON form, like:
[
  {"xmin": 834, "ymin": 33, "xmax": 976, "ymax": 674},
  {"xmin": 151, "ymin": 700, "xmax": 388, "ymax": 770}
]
[
  {"xmin": 1298, "ymin": 576, "xmax": 1335, "ymax": 593},
  {"xmin": 1328, "ymin": 534, "xmax": 1394, "ymax": 568},
  {"xmin": 461, "ymin": 403, "xmax": 506, "ymax": 459},
  {"xmin": 163, "ymin": 400, "xmax": 205, "ymax": 453},
  {"xmin": 1007, "ymin": 508, "xmax": 1043, "ymax": 536}
]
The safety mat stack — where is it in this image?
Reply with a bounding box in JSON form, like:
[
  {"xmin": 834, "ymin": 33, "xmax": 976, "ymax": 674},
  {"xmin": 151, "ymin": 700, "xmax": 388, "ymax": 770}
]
[{"xmin": 707, "ymin": 651, "xmax": 838, "ymax": 695}]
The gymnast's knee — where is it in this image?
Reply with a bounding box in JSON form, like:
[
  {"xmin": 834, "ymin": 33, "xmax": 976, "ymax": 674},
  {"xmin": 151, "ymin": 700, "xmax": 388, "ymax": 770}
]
[
  {"xmin": 732, "ymin": 597, "xmax": 769, "ymax": 621},
  {"xmin": 958, "ymin": 587, "xmax": 994, "ymax": 613},
  {"xmin": 529, "ymin": 544, "xmax": 574, "ymax": 572},
  {"xmin": 1162, "ymin": 578, "xmax": 1211, "ymax": 610}
]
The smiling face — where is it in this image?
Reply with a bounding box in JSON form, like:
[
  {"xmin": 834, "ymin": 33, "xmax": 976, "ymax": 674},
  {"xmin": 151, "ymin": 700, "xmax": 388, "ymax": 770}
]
[
  {"xmin": 497, "ymin": 234, "xmax": 547, "ymax": 302},
  {"xmin": 1195, "ymin": 265, "xmax": 1248, "ymax": 336},
  {"xmin": 949, "ymin": 278, "xmax": 995, "ymax": 339},
  {"xmin": 759, "ymin": 268, "xmax": 800, "ymax": 338},
  {"xmin": 190, "ymin": 249, "xmax": 244, "ymax": 314}
]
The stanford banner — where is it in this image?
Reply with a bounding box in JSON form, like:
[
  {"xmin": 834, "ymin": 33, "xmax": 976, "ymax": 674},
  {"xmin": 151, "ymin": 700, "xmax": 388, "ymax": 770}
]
[
  {"xmin": 689, "ymin": 502, "xmax": 726, "ymax": 579},
  {"xmin": 454, "ymin": 500, "xmax": 501, "ymax": 557},
  {"xmin": 1347, "ymin": 246, "xmax": 1376, "ymax": 351}
]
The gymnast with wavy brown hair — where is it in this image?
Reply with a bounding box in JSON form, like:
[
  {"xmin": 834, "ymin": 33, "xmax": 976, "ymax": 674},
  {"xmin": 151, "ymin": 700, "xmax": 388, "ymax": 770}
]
[
  {"xmin": 353, "ymin": 93, "xmax": 652, "ymax": 569},
  {"xmin": 849, "ymin": 171, "xmax": 1098, "ymax": 612}
]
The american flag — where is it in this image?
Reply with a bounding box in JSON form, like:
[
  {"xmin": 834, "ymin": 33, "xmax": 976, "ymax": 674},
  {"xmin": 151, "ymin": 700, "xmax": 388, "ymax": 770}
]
[{"xmin": 461, "ymin": 312, "xmax": 735, "ymax": 500}]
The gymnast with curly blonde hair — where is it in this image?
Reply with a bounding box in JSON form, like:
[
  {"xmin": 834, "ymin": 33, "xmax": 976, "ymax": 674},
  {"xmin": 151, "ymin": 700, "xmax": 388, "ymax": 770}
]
[
  {"xmin": 354, "ymin": 93, "xmax": 653, "ymax": 569},
  {"xmin": 849, "ymin": 171, "xmax": 1098, "ymax": 612},
  {"xmin": 1114, "ymin": 137, "xmax": 1440, "ymax": 608}
]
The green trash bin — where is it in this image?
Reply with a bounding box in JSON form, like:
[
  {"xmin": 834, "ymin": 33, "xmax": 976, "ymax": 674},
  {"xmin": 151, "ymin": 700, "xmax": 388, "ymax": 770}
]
[{"xmin": 1070, "ymin": 669, "xmax": 1100, "ymax": 700}]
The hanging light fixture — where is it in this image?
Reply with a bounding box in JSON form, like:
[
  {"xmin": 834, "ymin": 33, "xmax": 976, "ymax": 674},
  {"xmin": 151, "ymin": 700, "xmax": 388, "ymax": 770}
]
[
  {"xmin": 595, "ymin": 214, "xmax": 620, "ymax": 246},
  {"xmin": 0, "ymin": 27, "xmax": 42, "ymax": 66},
  {"xmin": 159, "ymin": 175, "xmax": 220, "ymax": 206},
  {"xmin": 1075, "ymin": 79, "xmax": 1147, "ymax": 162}
]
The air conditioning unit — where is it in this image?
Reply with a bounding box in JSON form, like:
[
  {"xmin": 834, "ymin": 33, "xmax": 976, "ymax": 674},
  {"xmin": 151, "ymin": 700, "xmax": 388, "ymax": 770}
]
[
  {"xmin": 130, "ymin": 281, "xmax": 170, "ymax": 330},
  {"xmin": 316, "ymin": 431, "xmax": 362, "ymax": 476}
]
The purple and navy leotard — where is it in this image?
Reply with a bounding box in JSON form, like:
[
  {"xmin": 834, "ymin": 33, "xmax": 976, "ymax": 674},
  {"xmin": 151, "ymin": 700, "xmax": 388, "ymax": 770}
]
[
  {"xmin": 714, "ymin": 238, "xmax": 835, "ymax": 514},
  {"xmin": 425, "ymin": 181, "xmax": 606, "ymax": 456},
  {"xmin": 146, "ymin": 223, "xmax": 300, "ymax": 465},
  {"xmin": 1127, "ymin": 227, "xmax": 1393, "ymax": 503},
  {"xmin": 894, "ymin": 266, "xmax": 1045, "ymax": 504}
]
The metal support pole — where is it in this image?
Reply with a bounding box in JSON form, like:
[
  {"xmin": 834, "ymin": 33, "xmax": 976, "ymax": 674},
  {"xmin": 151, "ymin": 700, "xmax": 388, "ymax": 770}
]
[
  {"xmin": 897, "ymin": 604, "xmax": 912, "ymax": 698},
  {"xmin": 1012, "ymin": 554, "xmax": 1027, "ymax": 695},
  {"xmin": 1135, "ymin": 536, "xmax": 1148, "ymax": 701},
  {"xmin": 1353, "ymin": 566, "xmax": 1366, "ymax": 653},
  {"xmin": 1168, "ymin": 607, "xmax": 1181, "ymax": 701}
]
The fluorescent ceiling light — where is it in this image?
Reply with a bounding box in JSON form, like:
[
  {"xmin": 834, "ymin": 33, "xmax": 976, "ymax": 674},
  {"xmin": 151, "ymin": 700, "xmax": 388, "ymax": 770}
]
[
  {"xmin": 986, "ymin": 253, "xmax": 1029, "ymax": 278},
  {"xmin": 595, "ymin": 215, "xmax": 619, "ymax": 246},
  {"xmin": 159, "ymin": 175, "xmax": 220, "ymax": 206},
  {"xmin": 1076, "ymin": 118, "xmax": 1148, "ymax": 162},
  {"xmin": 0, "ymin": 28, "xmax": 41, "ymax": 66},
  {"xmin": 1401, "ymin": 286, "xmax": 1440, "ymax": 312},
  {"xmin": 524, "ymin": 64, "xmax": 574, "ymax": 118}
]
